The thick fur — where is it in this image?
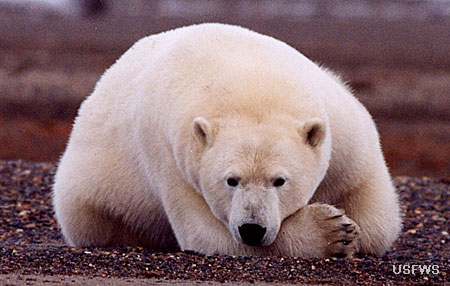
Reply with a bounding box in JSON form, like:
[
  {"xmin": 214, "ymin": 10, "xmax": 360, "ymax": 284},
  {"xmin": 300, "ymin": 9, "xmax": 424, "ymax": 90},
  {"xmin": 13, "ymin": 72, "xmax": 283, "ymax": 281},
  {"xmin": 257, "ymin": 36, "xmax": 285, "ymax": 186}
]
[{"xmin": 53, "ymin": 23, "xmax": 401, "ymax": 257}]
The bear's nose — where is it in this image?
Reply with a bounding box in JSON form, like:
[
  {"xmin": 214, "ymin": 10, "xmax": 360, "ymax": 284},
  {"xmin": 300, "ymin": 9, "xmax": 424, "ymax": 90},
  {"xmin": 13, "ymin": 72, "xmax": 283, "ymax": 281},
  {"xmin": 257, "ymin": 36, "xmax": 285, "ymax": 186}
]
[{"xmin": 238, "ymin": 223, "xmax": 266, "ymax": 246}]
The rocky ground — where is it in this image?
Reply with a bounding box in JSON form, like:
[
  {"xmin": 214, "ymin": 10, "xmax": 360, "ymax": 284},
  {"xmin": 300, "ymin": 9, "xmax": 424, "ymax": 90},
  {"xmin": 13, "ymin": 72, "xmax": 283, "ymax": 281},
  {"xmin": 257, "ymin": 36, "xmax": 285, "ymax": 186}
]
[{"xmin": 0, "ymin": 160, "xmax": 448, "ymax": 285}]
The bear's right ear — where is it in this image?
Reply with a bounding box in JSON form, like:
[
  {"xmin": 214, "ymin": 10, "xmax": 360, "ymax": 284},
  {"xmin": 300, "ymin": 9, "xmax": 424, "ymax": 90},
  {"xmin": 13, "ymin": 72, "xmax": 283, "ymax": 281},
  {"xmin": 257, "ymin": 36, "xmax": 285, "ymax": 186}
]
[{"xmin": 192, "ymin": 117, "xmax": 214, "ymax": 147}]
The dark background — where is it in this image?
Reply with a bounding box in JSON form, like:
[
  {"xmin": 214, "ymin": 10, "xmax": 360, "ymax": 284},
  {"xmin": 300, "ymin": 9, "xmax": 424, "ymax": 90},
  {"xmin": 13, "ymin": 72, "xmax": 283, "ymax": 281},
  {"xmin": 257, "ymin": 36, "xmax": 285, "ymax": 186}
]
[{"xmin": 1, "ymin": 0, "xmax": 449, "ymax": 177}]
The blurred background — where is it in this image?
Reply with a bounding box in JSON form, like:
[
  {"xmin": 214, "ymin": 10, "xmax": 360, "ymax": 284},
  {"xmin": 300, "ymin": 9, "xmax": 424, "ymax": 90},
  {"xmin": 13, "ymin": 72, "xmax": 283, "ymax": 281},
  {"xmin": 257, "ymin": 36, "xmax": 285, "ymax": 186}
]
[{"xmin": 0, "ymin": 0, "xmax": 449, "ymax": 178}]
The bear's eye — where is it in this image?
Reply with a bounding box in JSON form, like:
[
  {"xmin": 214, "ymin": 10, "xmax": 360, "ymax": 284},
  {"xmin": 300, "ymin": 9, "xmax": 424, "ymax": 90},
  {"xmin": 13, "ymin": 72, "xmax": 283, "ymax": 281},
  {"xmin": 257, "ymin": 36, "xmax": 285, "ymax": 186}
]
[
  {"xmin": 226, "ymin": 177, "xmax": 240, "ymax": 187},
  {"xmin": 273, "ymin": 177, "xmax": 285, "ymax": 187}
]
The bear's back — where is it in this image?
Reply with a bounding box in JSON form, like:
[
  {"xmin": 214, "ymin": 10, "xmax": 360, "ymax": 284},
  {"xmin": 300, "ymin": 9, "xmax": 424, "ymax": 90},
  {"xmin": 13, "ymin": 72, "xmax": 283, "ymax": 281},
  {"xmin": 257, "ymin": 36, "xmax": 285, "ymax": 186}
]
[{"xmin": 133, "ymin": 24, "xmax": 331, "ymax": 126}]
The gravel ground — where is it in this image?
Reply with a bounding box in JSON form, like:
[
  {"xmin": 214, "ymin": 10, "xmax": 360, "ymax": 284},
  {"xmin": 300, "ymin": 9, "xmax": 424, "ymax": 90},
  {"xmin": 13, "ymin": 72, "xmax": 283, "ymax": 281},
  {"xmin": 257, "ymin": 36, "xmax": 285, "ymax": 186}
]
[{"xmin": 0, "ymin": 161, "xmax": 448, "ymax": 285}]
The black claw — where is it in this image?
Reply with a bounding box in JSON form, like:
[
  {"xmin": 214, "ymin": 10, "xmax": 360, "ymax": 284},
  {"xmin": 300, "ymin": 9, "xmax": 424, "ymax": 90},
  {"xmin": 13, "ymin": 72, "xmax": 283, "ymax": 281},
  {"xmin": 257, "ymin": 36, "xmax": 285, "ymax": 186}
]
[
  {"xmin": 342, "ymin": 240, "xmax": 352, "ymax": 245},
  {"xmin": 334, "ymin": 239, "xmax": 352, "ymax": 245},
  {"xmin": 342, "ymin": 223, "xmax": 352, "ymax": 227},
  {"xmin": 345, "ymin": 229, "xmax": 354, "ymax": 234},
  {"xmin": 326, "ymin": 214, "xmax": 344, "ymax": 220},
  {"xmin": 333, "ymin": 253, "xmax": 347, "ymax": 258}
]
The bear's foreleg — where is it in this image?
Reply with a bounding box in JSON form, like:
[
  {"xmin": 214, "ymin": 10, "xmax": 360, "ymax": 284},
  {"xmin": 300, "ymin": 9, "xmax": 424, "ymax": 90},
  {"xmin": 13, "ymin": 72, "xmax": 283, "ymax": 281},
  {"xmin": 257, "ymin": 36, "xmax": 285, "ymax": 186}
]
[
  {"xmin": 160, "ymin": 182, "xmax": 261, "ymax": 256},
  {"xmin": 272, "ymin": 203, "xmax": 360, "ymax": 258},
  {"xmin": 342, "ymin": 173, "xmax": 402, "ymax": 255}
]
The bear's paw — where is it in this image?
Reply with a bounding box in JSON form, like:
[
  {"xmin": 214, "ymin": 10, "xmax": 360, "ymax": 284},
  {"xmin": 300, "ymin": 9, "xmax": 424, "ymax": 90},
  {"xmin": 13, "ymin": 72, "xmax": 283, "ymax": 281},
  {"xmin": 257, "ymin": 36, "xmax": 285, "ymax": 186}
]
[{"xmin": 307, "ymin": 203, "xmax": 361, "ymax": 258}]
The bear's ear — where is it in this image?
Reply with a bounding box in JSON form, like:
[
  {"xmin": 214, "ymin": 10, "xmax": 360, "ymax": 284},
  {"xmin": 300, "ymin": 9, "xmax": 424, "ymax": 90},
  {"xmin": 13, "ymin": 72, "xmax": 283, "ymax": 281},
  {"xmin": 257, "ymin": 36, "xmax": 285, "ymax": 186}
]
[
  {"xmin": 298, "ymin": 118, "xmax": 326, "ymax": 147},
  {"xmin": 192, "ymin": 117, "xmax": 214, "ymax": 147}
]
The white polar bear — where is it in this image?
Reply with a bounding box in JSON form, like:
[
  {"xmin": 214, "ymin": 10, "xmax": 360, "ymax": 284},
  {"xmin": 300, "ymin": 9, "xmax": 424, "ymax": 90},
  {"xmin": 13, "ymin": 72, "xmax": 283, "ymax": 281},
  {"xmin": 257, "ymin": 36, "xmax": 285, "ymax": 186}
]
[{"xmin": 53, "ymin": 23, "xmax": 401, "ymax": 258}]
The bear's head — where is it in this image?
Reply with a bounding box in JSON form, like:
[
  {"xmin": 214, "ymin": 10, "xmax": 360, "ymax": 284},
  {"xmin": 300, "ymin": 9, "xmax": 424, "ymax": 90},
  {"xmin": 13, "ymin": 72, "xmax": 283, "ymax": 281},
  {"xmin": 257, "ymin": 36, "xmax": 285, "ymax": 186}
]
[{"xmin": 190, "ymin": 115, "xmax": 330, "ymax": 247}]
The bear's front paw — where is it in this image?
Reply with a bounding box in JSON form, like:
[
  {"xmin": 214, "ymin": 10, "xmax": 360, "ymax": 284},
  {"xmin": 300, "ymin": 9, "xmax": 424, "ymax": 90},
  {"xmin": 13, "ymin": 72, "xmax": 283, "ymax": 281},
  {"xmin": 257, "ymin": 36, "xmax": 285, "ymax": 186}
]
[{"xmin": 308, "ymin": 203, "xmax": 360, "ymax": 258}]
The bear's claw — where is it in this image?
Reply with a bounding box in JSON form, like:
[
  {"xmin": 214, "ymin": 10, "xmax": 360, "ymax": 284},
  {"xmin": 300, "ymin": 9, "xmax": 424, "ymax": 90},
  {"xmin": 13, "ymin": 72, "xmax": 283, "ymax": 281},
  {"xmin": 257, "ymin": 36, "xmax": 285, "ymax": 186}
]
[{"xmin": 306, "ymin": 203, "xmax": 361, "ymax": 258}]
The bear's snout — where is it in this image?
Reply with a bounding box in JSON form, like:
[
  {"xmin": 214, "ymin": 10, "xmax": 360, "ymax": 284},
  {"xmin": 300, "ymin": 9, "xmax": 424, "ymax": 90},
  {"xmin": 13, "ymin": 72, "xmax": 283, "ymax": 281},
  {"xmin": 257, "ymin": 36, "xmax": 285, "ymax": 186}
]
[
  {"xmin": 238, "ymin": 223, "xmax": 267, "ymax": 246},
  {"xmin": 228, "ymin": 187, "xmax": 280, "ymax": 247}
]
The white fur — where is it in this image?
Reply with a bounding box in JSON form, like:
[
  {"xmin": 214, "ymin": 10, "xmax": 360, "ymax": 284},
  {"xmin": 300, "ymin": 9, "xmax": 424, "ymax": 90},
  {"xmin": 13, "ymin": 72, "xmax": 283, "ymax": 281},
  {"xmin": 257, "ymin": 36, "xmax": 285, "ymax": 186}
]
[{"xmin": 53, "ymin": 23, "xmax": 401, "ymax": 257}]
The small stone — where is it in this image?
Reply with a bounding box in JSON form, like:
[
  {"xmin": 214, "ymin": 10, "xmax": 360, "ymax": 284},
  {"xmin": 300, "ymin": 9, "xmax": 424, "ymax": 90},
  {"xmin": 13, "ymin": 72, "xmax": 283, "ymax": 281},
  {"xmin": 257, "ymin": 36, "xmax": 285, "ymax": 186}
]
[{"xmin": 18, "ymin": 210, "xmax": 29, "ymax": 217}]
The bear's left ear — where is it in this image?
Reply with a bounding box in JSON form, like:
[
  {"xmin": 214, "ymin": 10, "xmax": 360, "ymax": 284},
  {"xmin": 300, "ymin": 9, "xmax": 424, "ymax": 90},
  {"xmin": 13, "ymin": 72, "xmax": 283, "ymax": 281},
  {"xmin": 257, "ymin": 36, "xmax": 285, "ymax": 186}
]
[
  {"xmin": 192, "ymin": 117, "xmax": 215, "ymax": 147},
  {"xmin": 298, "ymin": 118, "xmax": 326, "ymax": 147}
]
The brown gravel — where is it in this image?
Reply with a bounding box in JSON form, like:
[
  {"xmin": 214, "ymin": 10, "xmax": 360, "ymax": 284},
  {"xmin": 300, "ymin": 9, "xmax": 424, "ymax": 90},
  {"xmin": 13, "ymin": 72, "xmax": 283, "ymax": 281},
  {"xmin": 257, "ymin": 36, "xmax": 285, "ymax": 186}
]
[{"xmin": 0, "ymin": 160, "xmax": 448, "ymax": 285}]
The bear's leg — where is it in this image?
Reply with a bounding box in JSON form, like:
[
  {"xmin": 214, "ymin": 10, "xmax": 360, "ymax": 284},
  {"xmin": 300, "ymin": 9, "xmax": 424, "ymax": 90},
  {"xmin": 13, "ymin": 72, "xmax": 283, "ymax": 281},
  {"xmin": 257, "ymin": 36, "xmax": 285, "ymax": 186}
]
[
  {"xmin": 56, "ymin": 200, "xmax": 140, "ymax": 247},
  {"xmin": 273, "ymin": 203, "xmax": 361, "ymax": 258},
  {"xmin": 341, "ymin": 172, "xmax": 402, "ymax": 255},
  {"xmin": 160, "ymin": 182, "xmax": 242, "ymax": 255},
  {"xmin": 58, "ymin": 202, "xmax": 179, "ymax": 249}
]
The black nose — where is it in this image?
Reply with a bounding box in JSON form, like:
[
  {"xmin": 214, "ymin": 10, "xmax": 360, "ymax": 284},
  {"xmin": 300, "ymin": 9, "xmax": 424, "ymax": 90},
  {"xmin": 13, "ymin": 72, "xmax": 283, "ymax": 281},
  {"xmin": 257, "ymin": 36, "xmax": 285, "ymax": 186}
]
[{"xmin": 238, "ymin": 224, "xmax": 266, "ymax": 246}]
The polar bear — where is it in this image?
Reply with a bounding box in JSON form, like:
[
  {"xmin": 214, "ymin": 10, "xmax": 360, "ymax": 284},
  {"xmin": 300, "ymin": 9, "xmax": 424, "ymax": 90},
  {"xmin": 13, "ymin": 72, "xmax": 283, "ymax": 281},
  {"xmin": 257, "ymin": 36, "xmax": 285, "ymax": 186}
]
[{"xmin": 53, "ymin": 23, "xmax": 401, "ymax": 258}]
